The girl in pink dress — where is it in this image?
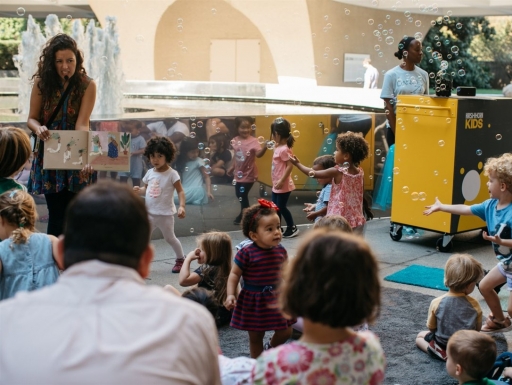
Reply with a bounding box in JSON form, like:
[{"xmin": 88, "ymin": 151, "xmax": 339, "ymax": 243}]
[
  {"xmin": 270, "ymin": 117, "xmax": 299, "ymax": 238},
  {"xmin": 291, "ymin": 132, "xmax": 369, "ymax": 233}
]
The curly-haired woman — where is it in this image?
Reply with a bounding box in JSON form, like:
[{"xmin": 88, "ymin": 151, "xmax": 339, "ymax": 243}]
[{"xmin": 27, "ymin": 34, "xmax": 96, "ymax": 236}]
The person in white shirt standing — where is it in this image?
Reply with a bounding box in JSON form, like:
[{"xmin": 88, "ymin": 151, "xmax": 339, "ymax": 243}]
[
  {"xmin": 0, "ymin": 181, "xmax": 221, "ymax": 385},
  {"xmin": 363, "ymin": 58, "xmax": 379, "ymax": 89}
]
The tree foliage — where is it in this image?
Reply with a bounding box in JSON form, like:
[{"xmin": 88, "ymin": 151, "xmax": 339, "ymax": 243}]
[
  {"xmin": 471, "ymin": 19, "xmax": 512, "ymax": 86},
  {"xmin": 420, "ymin": 16, "xmax": 495, "ymax": 89}
]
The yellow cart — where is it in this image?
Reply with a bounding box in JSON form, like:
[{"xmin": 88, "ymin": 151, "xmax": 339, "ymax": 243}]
[{"xmin": 390, "ymin": 94, "xmax": 511, "ymax": 251}]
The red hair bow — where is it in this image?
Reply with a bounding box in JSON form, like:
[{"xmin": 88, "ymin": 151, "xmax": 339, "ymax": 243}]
[{"xmin": 257, "ymin": 199, "xmax": 279, "ymax": 211}]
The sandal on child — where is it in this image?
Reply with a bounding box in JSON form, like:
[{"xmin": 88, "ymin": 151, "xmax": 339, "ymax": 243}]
[{"xmin": 481, "ymin": 314, "xmax": 512, "ymax": 333}]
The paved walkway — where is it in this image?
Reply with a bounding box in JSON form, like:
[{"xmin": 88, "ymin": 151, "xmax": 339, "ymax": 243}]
[{"xmin": 148, "ymin": 217, "xmax": 512, "ymax": 351}]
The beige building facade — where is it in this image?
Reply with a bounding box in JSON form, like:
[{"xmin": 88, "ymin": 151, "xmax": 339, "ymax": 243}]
[{"xmin": 88, "ymin": 0, "xmax": 435, "ymax": 86}]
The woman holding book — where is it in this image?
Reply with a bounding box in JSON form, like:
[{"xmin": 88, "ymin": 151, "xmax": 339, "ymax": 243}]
[{"xmin": 27, "ymin": 34, "xmax": 96, "ymax": 236}]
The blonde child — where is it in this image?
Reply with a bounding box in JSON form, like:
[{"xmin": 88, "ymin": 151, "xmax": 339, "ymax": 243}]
[
  {"xmin": 446, "ymin": 330, "xmax": 497, "ymax": 385},
  {"xmin": 227, "ymin": 117, "xmax": 268, "ymax": 225},
  {"xmin": 416, "ymin": 254, "xmax": 484, "ymax": 361},
  {"xmin": 134, "ymin": 136, "xmax": 186, "ymax": 273},
  {"xmin": 179, "ymin": 231, "xmax": 233, "ymax": 326},
  {"xmin": 303, "ymin": 155, "xmax": 335, "ymax": 223},
  {"xmin": 291, "ymin": 132, "xmax": 369, "ymax": 234},
  {"xmin": 224, "ymin": 199, "xmax": 294, "ymax": 358},
  {"xmin": 174, "ymin": 137, "xmax": 214, "ymax": 205},
  {"xmin": 0, "ymin": 190, "xmax": 62, "ymax": 300},
  {"xmin": 270, "ymin": 117, "xmax": 298, "ymax": 238},
  {"xmin": 424, "ymin": 153, "xmax": 512, "ymax": 333},
  {"xmin": 252, "ymin": 230, "xmax": 385, "ymax": 384},
  {"xmin": 0, "ymin": 126, "xmax": 32, "ymax": 194}
]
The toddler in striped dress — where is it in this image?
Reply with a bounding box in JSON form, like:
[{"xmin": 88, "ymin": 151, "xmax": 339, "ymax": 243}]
[{"xmin": 224, "ymin": 199, "xmax": 294, "ymax": 358}]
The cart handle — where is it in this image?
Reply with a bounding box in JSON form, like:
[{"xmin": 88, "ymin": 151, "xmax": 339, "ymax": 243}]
[{"xmin": 399, "ymin": 104, "xmax": 452, "ymax": 111}]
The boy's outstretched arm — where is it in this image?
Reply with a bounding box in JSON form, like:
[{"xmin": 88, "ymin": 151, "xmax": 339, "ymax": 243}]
[{"xmin": 423, "ymin": 197, "xmax": 473, "ymax": 216}]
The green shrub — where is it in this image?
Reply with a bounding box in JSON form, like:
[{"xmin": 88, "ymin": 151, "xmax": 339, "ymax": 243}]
[{"xmin": 0, "ymin": 40, "xmax": 19, "ymax": 71}]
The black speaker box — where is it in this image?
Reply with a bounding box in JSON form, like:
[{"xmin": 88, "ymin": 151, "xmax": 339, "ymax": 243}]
[{"xmin": 456, "ymin": 87, "xmax": 476, "ymax": 96}]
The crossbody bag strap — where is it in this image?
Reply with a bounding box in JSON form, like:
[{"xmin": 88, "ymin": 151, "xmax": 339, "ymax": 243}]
[{"xmin": 32, "ymin": 82, "xmax": 75, "ymax": 152}]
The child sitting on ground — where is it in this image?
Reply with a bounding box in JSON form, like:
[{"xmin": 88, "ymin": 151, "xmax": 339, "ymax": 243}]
[
  {"xmin": 0, "ymin": 126, "xmax": 31, "ymax": 194},
  {"xmin": 424, "ymin": 153, "xmax": 512, "ymax": 333},
  {"xmin": 178, "ymin": 231, "xmax": 233, "ymax": 327},
  {"xmin": 303, "ymin": 155, "xmax": 335, "ymax": 223},
  {"xmin": 0, "ymin": 190, "xmax": 62, "ymax": 300},
  {"xmin": 252, "ymin": 230, "xmax": 385, "ymax": 384},
  {"xmin": 416, "ymin": 253, "xmax": 484, "ymax": 361},
  {"xmin": 446, "ymin": 330, "xmax": 497, "ymax": 385}
]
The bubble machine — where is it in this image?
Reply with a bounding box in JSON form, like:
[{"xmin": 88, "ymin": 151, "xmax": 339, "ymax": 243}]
[{"xmin": 390, "ymin": 94, "xmax": 511, "ymax": 251}]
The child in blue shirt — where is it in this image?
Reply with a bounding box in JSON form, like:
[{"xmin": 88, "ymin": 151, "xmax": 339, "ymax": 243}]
[
  {"xmin": 424, "ymin": 153, "xmax": 512, "ymax": 333},
  {"xmin": 303, "ymin": 155, "xmax": 335, "ymax": 222}
]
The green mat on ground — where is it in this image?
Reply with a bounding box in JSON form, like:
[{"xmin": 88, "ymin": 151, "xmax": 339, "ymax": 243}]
[{"xmin": 384, "ymin": 265, "xmax": 448, "ymax": 291}]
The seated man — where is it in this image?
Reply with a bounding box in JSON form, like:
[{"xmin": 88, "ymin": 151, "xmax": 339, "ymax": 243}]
[{"xmin": 0, "ymin": 181, "xmax": 221, "ymax": 384}]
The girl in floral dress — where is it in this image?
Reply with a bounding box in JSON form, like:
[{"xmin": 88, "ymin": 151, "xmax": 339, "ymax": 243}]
[
  {"xmin": 252, "ymin": 230, "xmax": 385, "ymax": 385},
  {"xmin": 291, "ymin": 132, "xmax": 369, "ymax": 234}
]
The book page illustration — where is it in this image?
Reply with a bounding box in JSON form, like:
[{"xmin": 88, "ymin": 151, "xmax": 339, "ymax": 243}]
[{"xmin": 43, "ymin": 131, "xmax": 131, "ymax": 171}]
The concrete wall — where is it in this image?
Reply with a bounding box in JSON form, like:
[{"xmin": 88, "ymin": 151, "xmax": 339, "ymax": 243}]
[{"xmin": 88, "ymin": 0, "xmax": 432, "ymax": 86}]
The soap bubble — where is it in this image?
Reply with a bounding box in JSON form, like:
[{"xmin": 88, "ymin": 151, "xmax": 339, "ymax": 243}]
[
  {"xmin": 185, "ymin": 167, "xmax": 189, "ymax": 172},
  {"xmin": 374, "ymin": 45, "xmax": 381, "ymax": 51},
  {"xmin": 213, "ymin": 185, "xmax": 218, "ymax": 191},
  {"xmin": 402, "ymin": 186, "xmax": 409, "ymax": 194},
  {"xmin": 258, "ymin": 136, "xmax": 265, "ymax": 144},
  {"xmin": 266, "ymin": 141, "xmax": 275, "ymax": 150},
  {"xmin": 203, "ymin": 158, "xmax": 210, "ymax": 166},
  {"xmin": 324, "ymin": 127, "xmax": 329, "ymax": 134},
  {"xmin": 230, "ymin": 139, "xmax": 235, "ymax": 147},
  {"xmin": 237, "ymin": 171, "xmax": 243, "ymax": 179},
  {"xmin": 438, "ymin": 140, "xmax": 445, "ymax": 147},
  {"xmin": 66, "ymin": 15, "xmax": 72, "ymax": 20},
  {"xmin": 458, "ymin": 69, "xmax": 466, "ymax": 76},
  {"xmin": 385, "ymin": 36, "xmax": 394, "ymax": 45},
  {"xmin": 375, "ymin": 149, "xmax": 382, "ymax": 156},
  {"xmin": 308, "ymin": 170, "xmax": 316, "ymax": 178},
  {"xmin": 198, "ymin": 142, "xmax": 205, "ymax": 150},
  {"xmin": 456, "ymin": 22, "xmax": 463, "ymax": 29},
  {"xmin": 136, "ymin": 35, "xmax": 145, "ymax": 43},
  {"xmin": 16, "ymin": 7, "xmax": 25, "ymax": 16},
  {"xmin": 395, "ymin": 19, "xmax": 401, "ymax": 25},
  {"xmin": 204, "ymin": 147, "xmax": 211, "ymax": 155},
  {"xmin": 446, "ymin": 118, "xmax": 451, "ymax": 123},
  {"xmin": 177, "ymin": 25, "xmax": 183, "ymax": 32},
  {"xmin": 293, "ymin": 175, "xmax": 298, "ymax": 181},
  {"xmin": 415, "ymin": 20, "xmax": 422, "ymax": 27},
  {"xmin": 190, "ymin": 228, "xmax": 194, "ymax": 233},
  {"xmin": 403, "ymin": 144, "xmax": 408, "ymax": 150},
  {"xmin": 345, "ymin": 8, "xmax": 350, "ymax": 15},
  {"xmin": 411, "ymin": 192, "xmax": 419, "ymax": 201},
  {"xmin": 189, "ymin": 132, "xmax": 196, "ymax": 138},
  {"xmin": 191, "ymin": 123, "xmax": 196, "ymax": 129},
  {"xmin": 240, "ymin": 186, "xmax": 245, "ymax": 193},
  {"xmin": 368, "ymin": 19, "xmax": 375, "ymax": 25},
  {"xmin": 342, "ymin": 162, "xmax": 350, "ymax": 169},
  {"xmin": 333, "ymin": 58, "xmax": 340, "ymax": 65},
  {"xmin": 251, "ymin": 124, "xmax": 257, "ymax": 130},
  {"xmin": 393, "ymin": 167, "xmax": 400, "ymax": 175},
  {"xmin": 292, "ymin": 130, "xmax": 300, "ymax": 138},
  {"xmin": 434, "ymin": 170, "xmax": 439, "ymax": 176},
  {"xmin": 476, "ymin": 149, "xmax": 482, "ymax": 156},
  {"xmin": 197, "ymin": 121, "xmax": 204, "ymax": 128},
  {"xmin": 232, "ymin": 179, "xmax": 237, "ymax": 186},
  {"xmin": 419, "ymin": 192, "xmax": 427, "ymax": 201},
  {"xmin": 496, "ymin": 134, "xmax": 503, "ymax": 140},
  {"xmin": 211, "ymin": 8, "xmax": 217, "ymax": 14}
]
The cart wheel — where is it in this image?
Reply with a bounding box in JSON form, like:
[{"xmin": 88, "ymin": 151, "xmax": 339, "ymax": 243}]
[
  {"xmin": 259, "ymin": 184, "xmax": 267, "ymax": 198},
  {"xmin": 390, "ymin": 226, "xmax": 402, "ymax": 241},
  {"xmin": 436, "ymin": 238, "xmax": 453, "ymax": 252}
]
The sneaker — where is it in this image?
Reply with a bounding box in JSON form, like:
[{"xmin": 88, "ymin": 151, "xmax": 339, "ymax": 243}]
[
  {"xmin": 283, "ymin": 226, "xmax": 299, "ymax": 238},
  {"xmin": 427, "ymin": 339, "xmax": 447, "ymax": 361},
  {"xmin": 172, "ymin": 258, "xmax": 184, "ymax": 273}
]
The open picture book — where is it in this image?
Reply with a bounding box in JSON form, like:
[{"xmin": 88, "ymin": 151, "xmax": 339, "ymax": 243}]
[{"xmin": 42, "ymin": 130, "xmax": 132, "ymax": 171}]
